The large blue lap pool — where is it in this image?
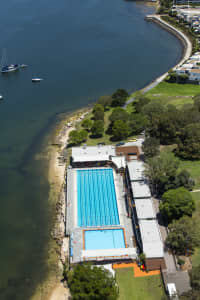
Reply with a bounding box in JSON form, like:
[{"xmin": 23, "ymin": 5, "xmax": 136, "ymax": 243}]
[
  {"xmin": 77, "ymin": 168, "xmax": 120, "ymax": 227},
  {"xmin": 84, "ymin": 229, "xmax": 125, "ymax": 250}
]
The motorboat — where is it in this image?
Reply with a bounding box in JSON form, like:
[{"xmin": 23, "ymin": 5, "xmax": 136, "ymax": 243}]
[
  {"xmin": 32, "ymin": 78, "xmax": 43, "ymax": 82},
  {"xmin": 0, "ymin": 95, "xmax": 3, "ymax": 100}
]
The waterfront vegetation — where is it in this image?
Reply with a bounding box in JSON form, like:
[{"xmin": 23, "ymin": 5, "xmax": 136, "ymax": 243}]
[
  {"xmin": 115, "ymin": 268, "xmax": 165, "ymax": 300},
  {"xmin": 64, "ymin": 264, "xmax": 118, "ymax": 300},
  {"xmin": 68, "ymin": 88, "xmax": 143, "ymax": 146}
]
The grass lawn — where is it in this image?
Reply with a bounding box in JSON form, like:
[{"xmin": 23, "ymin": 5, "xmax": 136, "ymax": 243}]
[
  {"xmin": 115, "ymin": 268, "xmax": 165, "ymax": 300},
  {"xmin": 178, "ymin": 159, "xmax": 200, "ymax": 189},
  {"xmin": 160, "ymin": 147, "xmax": 200, "ymax": 189},
  {"xmin": 191, "ymin": 192, "xmax": 200, "ymax": 267},
  {"xmin": 146, "ymin": 82, "xmax": 200, "ymax": 97},
  {"xmin": 144, "ymin": 82, "xmax": 200, "ymax": 108}
]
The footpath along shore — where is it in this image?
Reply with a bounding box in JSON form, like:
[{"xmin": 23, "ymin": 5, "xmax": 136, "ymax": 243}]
[
  {"xmin": 143, "ymin": 15, "xmax": 192, "ymax": 90},
  {"xmin": 33, "ymin": 12, "xmax": 193, "ymax": 300},
  {"xmin": 125, "ymin": 14, "xmax": 192, "ymax": 107}
]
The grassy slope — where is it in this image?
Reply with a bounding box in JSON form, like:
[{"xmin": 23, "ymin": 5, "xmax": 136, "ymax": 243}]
[
  {"xmin": 146, "ymin": 82, "xmax": 200, "ymax": 97},
  {"xmin": 145, "ymin": 82, "xmax": 200, "ymax": 108},
  {"xmin": 116, "ymin": 268, "xmax": 165, "ymax": 300},
  {"xmin": 178, "ymin": 159, "xmax": 200, "ymax": 189},
  {"xmin": 192, "ymin": 192, "xmax": 200, "ymax": 267}
]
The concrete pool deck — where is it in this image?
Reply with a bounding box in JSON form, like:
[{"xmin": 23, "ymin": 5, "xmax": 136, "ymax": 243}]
[{"xmin": 66, "ymin": 167, "xmax": 136, "ymax": 263}]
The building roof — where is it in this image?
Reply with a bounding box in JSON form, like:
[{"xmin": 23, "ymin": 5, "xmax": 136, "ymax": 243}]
[
  {"xmin": 131, "ymin": 181, "xmax": 151, "ymax": 198},
  {"xmin": 111, "ymin": 156, "xmax": 126, "ymax": 169},
  {"xmin": 81, "ymin": 247, "xmax": 137, "ymax": 260},
  {"xmin": 139, "ymin": 220, "xmax": 164, "ymax": 258},
  {"xmin": 116, "ymin": 146, "xmax": 139, "ymax": 161},
  {"xmin": 72, "ymin": 145, "xmax": 116, "ymax": 162},
  {"xmin": 134, "ymin": 198, "xmax": 156, "ymax": 220},
  {"xmin": 189, "ymin": 69, "xmax": 200, "ymax": 73},
  {"xmin": 127, "ymin": 161, "xmax": 145, "ymax": 181}
]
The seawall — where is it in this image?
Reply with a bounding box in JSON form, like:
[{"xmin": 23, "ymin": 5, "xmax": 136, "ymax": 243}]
[{"xmin": 141, "ymin": 14, "xmax": 192, "ymax": 93}]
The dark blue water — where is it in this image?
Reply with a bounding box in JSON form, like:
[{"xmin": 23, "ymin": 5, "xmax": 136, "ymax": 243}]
[{"xmin": 0, "ymin": 0, "xmax": 182, "ymax": 299}]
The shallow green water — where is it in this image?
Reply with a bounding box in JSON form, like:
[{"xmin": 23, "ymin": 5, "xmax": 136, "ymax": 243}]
[{"xmin": 0, "ymin": 0, "xmax": 182, "ymax": 299}]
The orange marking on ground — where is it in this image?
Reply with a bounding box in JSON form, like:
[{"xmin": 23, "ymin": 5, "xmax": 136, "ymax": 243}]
[
  {"xmin": 112, "ymin": 263, "xmax": 160, "ymax": 277},
  {"xmin": 113, "ymin": 263, "xmax": 135, "ymax": 269},
  {"xmin": 133, "ymin": 263, "xmax": 160, "ymax": 277}
]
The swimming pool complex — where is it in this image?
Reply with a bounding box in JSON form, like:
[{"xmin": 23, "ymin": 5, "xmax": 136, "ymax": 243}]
[
  {"xmin": 77, "ymin": 168, "xmax": 120, "ymax": 227},
  {"xmin": 84, "ymin": 229, "xmax": 125, "ymax": 250}
]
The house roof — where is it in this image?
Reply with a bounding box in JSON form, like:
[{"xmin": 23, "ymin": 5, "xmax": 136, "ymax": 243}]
[
  {"xmin": 72, "ymin": 145, "xmax": 116, "ymax": 162},
  {"xmin": 131, "ymin": 181, "xmax": 151, "ymax": 198},
  {"xmin": 116, "ymin": 146, "xmax": 139, "ymax": 161},
  {"xmin": 127, "ymin": 161, "xmax": 145, "ymax": 181},
  {"xmin": 189, "ymin": 69, "xmax": 200, "ymax": 73},
  {"xmin": 111, "ymin": 156, "xmax": 126, "ymax": 169},
  {"xmin": 139, "ymin": 220, "xmax": 164, "ymax": 258},
  {"xmin": 134, "ymin": 198, "xmax": 156, "ymax": 220}
]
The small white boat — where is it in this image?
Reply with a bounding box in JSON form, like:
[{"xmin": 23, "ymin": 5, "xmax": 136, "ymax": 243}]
[
  {"xmin": 32, "ymin": 78, "xmax": 43, "ymax": 82},
  {"xmin": 20, "ymin": 64, "xmax": 28, "ymax": 68},
  {"xmin": 0, "ymin": 95, "xmax": 3, "ymax": 100}
]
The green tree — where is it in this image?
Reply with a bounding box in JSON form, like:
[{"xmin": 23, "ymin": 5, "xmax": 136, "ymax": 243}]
[
  {"xmin": 93, "ymin": 103, "xmax": 104, "ymax": 114},
  {"xmin": 145, "ymin": 151, "xmax": 179, "ymax": 196},
  {"xmin": 69, "ymin": 129, "xmax": 88, "ymax": 145},
  {"xmin": 176, "ymin": 123, "xmax": 200, "ymax": 160},
  {"xmin": 67, "ymin": 263, "xmax": 118, "ymax": 300},
  {"xmin": 129, "ymin": 113, "xmax": 149, "ymax": 135},
  {"xmin": 109, "ymin": 107, "xmax": 129, "ymax": 124},
  {"xmin": 93, "ymin": 104, "xmax": 104, "ymax": 121},
  {"xmin": 165, "ymin": 216, "xmax": 200, "ymax": 255},
  {"xmin": 91, "ymin": 120, "xmax": 104, "ymax": 137},
  {"xmin": 142, "ymin": 137, "xmax": 160, "ymax": 159},
  {"xmin": 180, "ymin": 290, "xmax": 200, "ymax": 300},
  {"xmin": 133, "ymin": 96, "xmax": 150, "ymax": 113},
  {"xmin": 143, "ymin": 103, "xmax": 179, "ymax": 145},
  {"xmin": 191, "ymin": 265, "xmax": 200, "ymax": 291},
  {"xmin": 167, "ymin": 71, "xmax": 178, "ymax": 83},
  {"xmin": 112, "ymin": 120, "xmax": 130, "ymax": 140},
  {"xmin": 177, "ymin": 74, "xmax": 189, "ymax": 84},
  {"xmin": 79, "ymin": 129, "xmax": 88, "ymax": 142},
  {"xmin": 81, "ymin": 119, "xmax": 93, "ymax": 131},
  {"xmin": 111, "ymin": 89, "xmax": 129, "ymax": 107},
  {"xmin": 97, "ymin": 95, "xmax": 113, "ymax": 109},
  {"xmin": 160, "ymin": 187, "xmax": 195, "ymax": 223},
  {"xmin": 175, "ymin": 170, "xmax": 195, "ymax": 191}
]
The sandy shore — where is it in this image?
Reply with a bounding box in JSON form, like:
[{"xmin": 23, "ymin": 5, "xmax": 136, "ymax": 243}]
[
  {"xmin": 46, "ymin": 109, "xmax": 90, "ymax": 300},
  {"xmin": 29, "ymin": 107, "xmax": 91, "ymax": 300}
]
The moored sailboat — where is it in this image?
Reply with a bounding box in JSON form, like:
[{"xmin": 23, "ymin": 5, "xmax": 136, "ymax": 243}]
[{"xmin": 1, "ymin": 49, "xmax": 19, "ymax": 73}]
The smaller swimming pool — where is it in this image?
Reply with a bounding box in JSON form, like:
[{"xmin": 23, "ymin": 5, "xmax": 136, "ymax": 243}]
[{"xmin": 84, "ymin": 229, "xmax": 126, "ymax": 250}]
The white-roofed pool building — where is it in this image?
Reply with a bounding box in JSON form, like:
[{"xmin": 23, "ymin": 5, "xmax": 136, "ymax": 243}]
[{"xmin": 66, "ymin": 145, "xmax": 166, "ymax": 270}]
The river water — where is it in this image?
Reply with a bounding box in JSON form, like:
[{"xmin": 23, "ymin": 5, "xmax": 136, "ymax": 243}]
[{"xmin": 0, "ymin": 0, "xmax": 182, "ymax": 299}]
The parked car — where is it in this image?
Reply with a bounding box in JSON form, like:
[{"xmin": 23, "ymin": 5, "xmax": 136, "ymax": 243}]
[
  {"xmin": 167, "ymin": 283, "xmax": 179, "ymax": 299},
  {"xmin": 128, "ymin": 138, "xmax": 137, "ymax": 142},
  {"xmin": 97, "ymin": 142, "xmax": 105, "ymax": 146},
  {"xmin": 116, "ymin": 141, "xmax": 125, "ymax": 146}
]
